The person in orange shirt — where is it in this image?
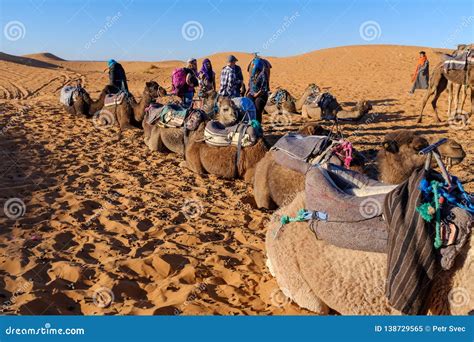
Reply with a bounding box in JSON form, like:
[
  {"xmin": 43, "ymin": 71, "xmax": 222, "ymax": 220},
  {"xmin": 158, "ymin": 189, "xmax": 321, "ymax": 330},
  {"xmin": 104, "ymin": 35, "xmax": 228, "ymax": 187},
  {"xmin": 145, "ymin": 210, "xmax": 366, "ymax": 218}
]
[{"xmin": 409, "ymin": 51, "xmax": 429, "ymax": 94}]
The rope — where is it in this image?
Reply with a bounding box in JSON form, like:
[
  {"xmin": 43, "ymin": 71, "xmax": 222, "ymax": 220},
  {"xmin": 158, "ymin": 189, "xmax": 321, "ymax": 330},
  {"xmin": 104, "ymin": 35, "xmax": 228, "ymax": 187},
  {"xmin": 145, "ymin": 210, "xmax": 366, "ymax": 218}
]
[{"xmin": 280, "ymin": 209, "xmax": 313, "ymax": 225}]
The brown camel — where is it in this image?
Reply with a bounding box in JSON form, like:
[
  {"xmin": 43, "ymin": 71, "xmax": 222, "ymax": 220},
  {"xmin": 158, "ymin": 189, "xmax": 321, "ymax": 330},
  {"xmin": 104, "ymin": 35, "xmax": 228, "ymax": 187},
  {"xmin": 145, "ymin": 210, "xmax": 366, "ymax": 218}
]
[
  {"xmin": 184, "ymin": 97, "xmax": 268, "ymax": 182},
  {"xmin": 302, "ymin": 99, "xmax": 373, "ymax": 121},
  {"xmin": 143, "ymin": 92, "xmax": 220, "ymax": 154},
  {"xmin": 254, "ymin": 128, "xmax": 466, "ymax": 209},
  {"xmin": 265, "ymin": 84, "xmax": 319, "ymax": 115},
  {"xmin": 265, "ymin": 191, "xmax": 473, "ymax": 315},
  {"xmin": 97, "ymin": 81, "xmax": 166, "ymax": 131},
  {"xmin": 417, "ymin": 58, "xmax": 473, "ymax": 123}
]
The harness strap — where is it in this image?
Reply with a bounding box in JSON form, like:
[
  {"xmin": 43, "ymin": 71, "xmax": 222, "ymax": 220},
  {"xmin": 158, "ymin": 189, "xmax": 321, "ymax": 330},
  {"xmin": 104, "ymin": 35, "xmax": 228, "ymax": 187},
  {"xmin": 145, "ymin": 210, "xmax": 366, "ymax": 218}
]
[{"xmin": 233, "ymin": 124, "xmax": 247, "ymax": 178}]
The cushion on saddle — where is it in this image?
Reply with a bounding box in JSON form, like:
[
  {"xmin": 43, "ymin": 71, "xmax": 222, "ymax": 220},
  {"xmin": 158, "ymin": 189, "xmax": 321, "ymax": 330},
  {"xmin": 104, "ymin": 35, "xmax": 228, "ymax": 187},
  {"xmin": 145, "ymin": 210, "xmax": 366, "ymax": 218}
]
[
  {"xmin": 204, "ymin": 120, "xmax": 260, "ymax": 147},
  {"xmin": 232, "ymin": 97, "xmax": 256, "ymax": 123},
  {"xmin": 271, "ymin": 133, "xmax": 329, "ymax": 161},
  {"xmin": 268, "ymin": 89, "xmax": 294, "ymax": 105},
  {"xmin": 104, "ymin": 92, "xmax": 126, "ymax": 107},
  {"xmin": 146, "ymin": 104, "xmax": 188, "ymax": 128},
  {"xmin": 305, "ymin": 92, "xmax": 336, "ymax": 109},
  {"xmin": 60, "ymin": 86, "xmax": 76, "ymax": 106},
  {"xmin": 443, "ymin": 49, "xmax": 473, "ymax": 72},
  {"xmin": 304, "ymin": 164, "xmax": 397, "ymax": 253}
]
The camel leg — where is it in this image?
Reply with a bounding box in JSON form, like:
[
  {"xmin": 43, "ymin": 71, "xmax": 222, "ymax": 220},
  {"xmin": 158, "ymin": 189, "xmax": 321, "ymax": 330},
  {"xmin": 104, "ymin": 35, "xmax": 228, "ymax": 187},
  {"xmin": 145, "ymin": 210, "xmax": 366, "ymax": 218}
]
[
  {"xmin": 253, "ymin": 156, "xmax": 276, "ymax": 209},
  {"xmin": 459, "ymin": 85, "xmax": 468, "ymax": 113},
  {"xmin": 447, "ymin": 81, "xmax": 453, "ymax": 118},
  {"xmin": 417, "ymin": 86, "xmax": 435, "ymax": 123}
]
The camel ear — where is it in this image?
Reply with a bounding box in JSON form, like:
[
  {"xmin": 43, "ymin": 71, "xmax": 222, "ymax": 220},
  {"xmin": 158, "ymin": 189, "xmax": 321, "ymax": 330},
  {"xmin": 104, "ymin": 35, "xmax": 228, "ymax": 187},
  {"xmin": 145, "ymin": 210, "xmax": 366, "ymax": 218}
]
[
  {"xmin": 412, "ymin": 137, "xmax": 429, "ymax": 152},
  {"xmin": 383, "ymin": 140, "xmax": 399, "ymax": 153}
]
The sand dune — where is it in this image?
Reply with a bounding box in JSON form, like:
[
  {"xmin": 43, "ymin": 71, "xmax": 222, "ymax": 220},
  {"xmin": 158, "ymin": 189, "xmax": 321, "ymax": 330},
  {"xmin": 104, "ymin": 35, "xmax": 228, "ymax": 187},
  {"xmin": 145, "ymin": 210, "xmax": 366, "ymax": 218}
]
[
  {"xmin": 0, "ymin": 45, "xmax": 471, "ymax": 315},
  {"xmin": 23, "ymin": 52, "xmax": 66, "ymax": 62}
]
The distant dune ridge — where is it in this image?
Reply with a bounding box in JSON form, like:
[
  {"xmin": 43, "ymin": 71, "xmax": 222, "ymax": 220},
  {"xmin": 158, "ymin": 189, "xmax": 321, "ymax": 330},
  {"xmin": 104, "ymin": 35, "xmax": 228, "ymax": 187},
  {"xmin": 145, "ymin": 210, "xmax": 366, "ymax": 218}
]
[{"xmin": 0, "ymin": 44, "xmax": 471, "ymax": 315}]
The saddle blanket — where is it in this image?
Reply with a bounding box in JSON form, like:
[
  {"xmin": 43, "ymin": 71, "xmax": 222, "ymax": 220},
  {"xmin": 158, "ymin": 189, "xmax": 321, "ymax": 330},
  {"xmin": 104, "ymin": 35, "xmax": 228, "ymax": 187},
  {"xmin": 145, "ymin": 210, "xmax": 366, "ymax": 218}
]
[
  {"xmin": 271, "ymin": 133, "xmax": 329, "ymax": 161},
  {"xmin": 146, "ymin": 104, "xmax": 188, "ymax": 128},
  {"xmin": 204, "ymin": 120, "xmax": 260, "ymax": 148},
  {"xmin": 104, "ymin": 92, "xmax": 126, "ymax": 107},
  {"xmin": 443, "ymin": 50, "xmax": 473, "ymax": 72},
  {"xmin": 60, "ymin": 86, "xmax": 76, "ymax": 106}
]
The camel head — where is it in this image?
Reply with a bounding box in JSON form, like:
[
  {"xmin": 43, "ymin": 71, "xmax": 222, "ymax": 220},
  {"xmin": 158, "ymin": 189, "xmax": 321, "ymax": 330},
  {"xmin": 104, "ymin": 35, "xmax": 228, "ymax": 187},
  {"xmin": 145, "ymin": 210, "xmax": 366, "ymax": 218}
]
[
  {"xmin": 355, "ymin": 99, "xmax": 373, "ymax": 115},
  {"xmin": 437, "ymin": 139, "xmax": 466, "ymax": 166},
  {"xmin": 215, "ymin": 96, "xmax": 239, "ymax": 126},
  {"xmin": 378, "ymin": 130, "xmax": 429, "ymax": 184},
  {"xmin": 144, "ymin": 81, "xmax": 166, "ymax": 100},
  {"xmin": 298, "ymin": 123, "xmax": 332, "ymax": 136}
]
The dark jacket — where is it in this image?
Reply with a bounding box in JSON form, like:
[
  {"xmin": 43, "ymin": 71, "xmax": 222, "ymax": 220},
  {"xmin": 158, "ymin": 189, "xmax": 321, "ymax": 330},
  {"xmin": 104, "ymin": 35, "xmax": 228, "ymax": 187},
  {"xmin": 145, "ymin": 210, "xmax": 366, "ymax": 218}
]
[{"xmin": 109, "ymin": 63, "xmax": 129, "ymax": 92}]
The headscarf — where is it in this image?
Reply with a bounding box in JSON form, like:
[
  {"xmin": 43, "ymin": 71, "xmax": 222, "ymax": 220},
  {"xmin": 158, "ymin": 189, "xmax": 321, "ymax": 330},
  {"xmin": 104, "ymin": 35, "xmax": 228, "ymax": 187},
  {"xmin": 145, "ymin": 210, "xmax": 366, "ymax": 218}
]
[
  {"xmin": 412, "ymin": 55, "xmax": 427, "ymax": 81},
  {"xmin": 108, "ymin": 59, "xmax": 117, "ymax": 68},
  {"xmin": 199, "ymin": 58, "xmax": 213, "ymax": 81}
]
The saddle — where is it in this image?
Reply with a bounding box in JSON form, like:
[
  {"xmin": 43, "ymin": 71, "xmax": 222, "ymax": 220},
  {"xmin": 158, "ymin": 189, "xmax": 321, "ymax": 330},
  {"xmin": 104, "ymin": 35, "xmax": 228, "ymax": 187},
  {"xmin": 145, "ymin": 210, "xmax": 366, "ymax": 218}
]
[
  {"xmin": 204, "ymin": 120, "xmax": 261, "ymax": 148},
  {"xmin": 104, "ymin": 92, "xmax": 126, "ymax": 107},
  {"xmin": 269, "ymin": 89, "xmax": 295, "ymax": 106},
  {"xmin": 303, "ymin": 164, "xmax": 397, "ymax": 253},
  {"xmin": 271, "ymin": 133, "xmax": 351, "ymax": 173},
  {"xmin": 146, "ymin": 103, "xmax": 188, "ymax": 128},
  {"xmin": 232, "ymin": 97, "xmax": 256, "ymax": 123},
  {"xmin": 60, "ymin": 86, "xmax": 77, "ymax": 106},
  {"xmin": 443, "ymin": 49, "xmax": 473, "ymax": 72}
]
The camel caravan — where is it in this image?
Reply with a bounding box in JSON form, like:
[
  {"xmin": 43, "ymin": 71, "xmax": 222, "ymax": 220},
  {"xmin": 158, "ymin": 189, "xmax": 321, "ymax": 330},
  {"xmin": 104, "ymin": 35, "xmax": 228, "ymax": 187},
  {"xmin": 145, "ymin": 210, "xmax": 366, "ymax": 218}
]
[{"xmin": 59, "ymin": 49, "xmax": 473, "ymax": 315}]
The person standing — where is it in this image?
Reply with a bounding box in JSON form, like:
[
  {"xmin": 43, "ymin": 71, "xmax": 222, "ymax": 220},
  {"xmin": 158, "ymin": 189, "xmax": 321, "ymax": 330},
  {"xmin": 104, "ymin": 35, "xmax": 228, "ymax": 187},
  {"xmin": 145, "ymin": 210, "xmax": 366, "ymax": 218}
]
[
  {"xmin": 247, "ymin": 58, "xmax": 269, "ymax": 123},
  {"xmin": 108, "ymin": 59, "xmax": 129, "ymax": 92},
  {"xmin": 198, "ymin": 58, "xmax": 216, "ymax": 95},
  {"xmin": 172, "ymin": 58, "xmax": 199, "ymax": 108},
  {"xmin": 219, "ymin": 55, "xmax": 241, "ymax": 98},
  {"xmin": 409, "ymin": 51, "xmax": 429, "ymax": 94}
]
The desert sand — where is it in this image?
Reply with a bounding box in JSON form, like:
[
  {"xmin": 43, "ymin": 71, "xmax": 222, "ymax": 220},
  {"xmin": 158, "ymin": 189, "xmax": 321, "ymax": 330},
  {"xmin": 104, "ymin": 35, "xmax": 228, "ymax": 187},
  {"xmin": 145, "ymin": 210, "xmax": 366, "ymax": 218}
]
[{"xmin": 0, "ymin": 45, "xmax": 472, "ymax": 315}]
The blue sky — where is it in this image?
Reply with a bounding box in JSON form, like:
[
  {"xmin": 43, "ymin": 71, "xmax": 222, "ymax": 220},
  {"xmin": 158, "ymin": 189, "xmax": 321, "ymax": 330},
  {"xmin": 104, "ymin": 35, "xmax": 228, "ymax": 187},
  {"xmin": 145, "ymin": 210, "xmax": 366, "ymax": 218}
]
[{"xmin": 1, "ymin": 0, "xmax": 473, "ymax": 61}]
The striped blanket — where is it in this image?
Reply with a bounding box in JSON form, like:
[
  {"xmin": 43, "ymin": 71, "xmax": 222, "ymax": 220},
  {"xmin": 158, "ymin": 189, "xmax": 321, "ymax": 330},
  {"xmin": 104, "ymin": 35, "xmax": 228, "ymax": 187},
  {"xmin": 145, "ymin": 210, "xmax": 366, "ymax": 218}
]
[{"xmin": 383, "ymin": 168, "xmax": 438, "ymax": 315}]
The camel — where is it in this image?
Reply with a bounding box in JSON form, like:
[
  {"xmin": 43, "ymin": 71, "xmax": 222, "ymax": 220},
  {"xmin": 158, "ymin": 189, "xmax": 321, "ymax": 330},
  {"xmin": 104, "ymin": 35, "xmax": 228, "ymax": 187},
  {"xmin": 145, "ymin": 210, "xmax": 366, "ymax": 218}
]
[
  {"xmin": 264, "ymin": 84, "xmax": 319, "ymax": 114},
  {"xmin": 63, "ymin": 81, "xmax": 112, "ymax": 117},
  {"xmin": 254, "ymin": 128, "xmax": 466, "ymax": 209},
  {"xmin": 417, "ymin": 48, "xmax": 473, "ymax": 123},
  {"xmin": 265, "ymin": 191, "xmax": 473, "ymax": 315},
  {"xmin": 184, "ymin": 97, "xmax": 268, "ymax": 182},
  {"xmin": 142, "ymin": 91, "xmax": 218, "ymax": 154},
  {"xmin": 98, "ymin": 81, "xmax": 166, "ymax": 131},
  {"xmin": 301, "ymin": 99, "xmax": 373, "ymax": 121}
]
